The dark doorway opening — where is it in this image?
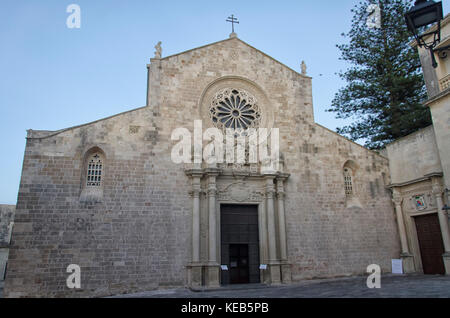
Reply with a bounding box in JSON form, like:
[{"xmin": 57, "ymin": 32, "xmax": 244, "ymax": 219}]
[
  {"xmin": 220, "ymin": 204, "xmax": 260, "ymax": 285},
  {"xmin": 229, "ymin": 244, "xmax": 249, "ymax": 284},
  {"xmin": 415, "ymin": 213, "xmax": 445, "ymax": 275}
]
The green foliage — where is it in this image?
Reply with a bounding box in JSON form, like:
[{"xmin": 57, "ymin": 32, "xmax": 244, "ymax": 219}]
[{"xmin": 327, "ymin": 0, "xmax": 431, "ymax": 149}]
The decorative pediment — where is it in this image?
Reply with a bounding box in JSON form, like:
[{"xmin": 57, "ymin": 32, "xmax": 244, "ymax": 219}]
[{"xmin": 217, "ymin": 180, "xmax": 264, "ymax": 203}]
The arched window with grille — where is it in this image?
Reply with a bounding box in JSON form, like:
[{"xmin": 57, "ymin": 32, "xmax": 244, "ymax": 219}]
[
  {"xmin": 343, "ymin": 160, "xmax": 361, "ymax": 207},
  {"xmin": 86, "ymin": 153, "xmax": 103, "ymax": 187},
  {"xmin": 80, "ymin": 147, "xmax": 106, "ymax": 202},
  {"xmin": 343, "ymin": 167, "xmax": 353, "ymax": 196},
  {"xmin": 343, "ymin": 160, "xmax": 358, "ymax": 198}
]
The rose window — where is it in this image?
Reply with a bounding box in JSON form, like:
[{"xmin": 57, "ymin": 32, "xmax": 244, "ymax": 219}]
[{"xmin": 209, "ymin": 88, "xmax": 261, "ymax": 130}]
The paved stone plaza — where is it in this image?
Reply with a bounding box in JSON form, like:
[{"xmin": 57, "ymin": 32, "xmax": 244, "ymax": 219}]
[
  {"xmin": 109, "ymin": 275, "xmax": 450, "ymax": 298},
  {"xmin": 1, "ymin": 275, "xmax": 448, "ymax": 298}
]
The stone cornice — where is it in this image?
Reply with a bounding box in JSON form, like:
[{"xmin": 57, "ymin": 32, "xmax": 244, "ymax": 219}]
[
  {"xmin": 424, "ymin": 87, "xmax": 450, "ymax": 106},
  {"xmin": 387, "ymin": 172, "xmax": 443, "ymax": 189},
  {"xmin": 185, "ymin": 167, "xmax": 289, "ymax": 180},
  {"xmin": 262, "ymin": 173, "xmax": 278, "ymax": 179},
  {"xmin": 277, "ymin": 173, "xmax": 290, "ymax": 180},
  {"xmin": 26, "ymin": 106, "xmax": 148, "ymax": 140},
  {"xmin": 185, "ymin": 169, "xmax": 204, "ymax": 177},
  {"xmin": 204, "ymin": 168, "xmax": 222, "ymax": 176}
]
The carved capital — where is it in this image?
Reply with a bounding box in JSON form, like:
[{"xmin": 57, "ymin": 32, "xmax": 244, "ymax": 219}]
[
  {"xmin": 392, "ymin": 188, "xmax": 403, "ymax": 206},
  {"xmin": 392, "ymin": 194, "xmax": 403, "ymax": 206},
  {"xmin": 276, "ymin": 178, "xmax": 285, "ymax": 192},
  {"xmin": 266, "ymin": 185, "xmax": 276, "ymax": 199},
  {"xmin": 431, "ymin": 181, "xmax": 444, "ymax": 197},
  {"xmin": 207, "ymin": 188, "xmax": 217, "ymax": 197},
  {"xmin": 277, "ymin": 191, "xmax": 285, "ymax": 200},
  {"xmin": 189, "ymin": 190, "xmax": 201, "ymax": 198}
]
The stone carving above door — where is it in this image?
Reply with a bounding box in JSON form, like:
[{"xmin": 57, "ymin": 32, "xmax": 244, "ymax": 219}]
[
  {"xmin": 408, "ymin": 193, "xmax": 435, "ymax": 212},
  {"xmin": 217, "ymin": 180, "xmax": 264, "ymax": 203}
]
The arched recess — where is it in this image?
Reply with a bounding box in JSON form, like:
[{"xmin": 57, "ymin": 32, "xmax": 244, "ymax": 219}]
[
  {"xmin": 342, "ymin": 159, "xmax": 361, "ymax": 207},
  {"xmin": 80, "ymin": 146, "xmax": 106, "ymax": 203}
]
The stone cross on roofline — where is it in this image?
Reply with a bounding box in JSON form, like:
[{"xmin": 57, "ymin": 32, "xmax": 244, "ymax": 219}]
[{"xmin": 226, "ymin": 14, "xmax": 239, "ymax": 38}]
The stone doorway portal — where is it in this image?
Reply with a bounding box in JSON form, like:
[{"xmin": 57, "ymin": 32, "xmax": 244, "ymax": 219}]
[
  {"xmin": 220, "ymin": 204, "xmax": 260, "ymax": 285},
  {"xmin": 415, "ymin": 213, "xmax": 446, "ymax": 275}
]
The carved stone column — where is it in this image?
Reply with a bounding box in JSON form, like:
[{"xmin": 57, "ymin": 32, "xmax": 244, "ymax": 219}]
[
  {"xmin": 276, "ymin": 179, "xmax": 287, "ymax": 261},
  {"xmin": 392, "ymin": 188, "xmax": 415, "ymax": 273},
  {"xmin": 206, "ymin": 168, "xmax": 220, "ymax": 287},
  {"xmin": 185, "ymin": 169, "xmax": 203, "ymax": 287},
  {"xmin": 431, "ymin": 178, "xmax": 450, "ymax": 274},
  {"xmin": 192, "ymin": 176, "xmax": 201, "ymax": 262},
  {"xmin": 276, "ymin": 175, "xmax": 291, "ymax": 283},
  {"xmin": 265, "ymin": 174, "xmax": 281, "ymax": 284}
]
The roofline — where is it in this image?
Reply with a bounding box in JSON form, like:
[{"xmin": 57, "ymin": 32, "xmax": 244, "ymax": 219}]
[
  {"xmin": 314, "ymin": 123, "xmax": 388, "ymax": 160},
  {"xmin": 383, "ymin": 125, "xmax": 434, "ymax": 148},
  {"xmin": 27, "ymin": 105, "xmax": 148, "ymax": 140},
  {"xmin": 29, "ymin": 37, "xmax": 312, "ymax": 140},
  {"xmin": 161, "ymin": 36, "xmax": 312, "ymax": 80},
  {"xmin": 28, "ymin": 107, "xmax": 387, "ymax": 161},
  {"xmin": 0, "ymin": 204, "xmax": 15, "ymax": 208}
]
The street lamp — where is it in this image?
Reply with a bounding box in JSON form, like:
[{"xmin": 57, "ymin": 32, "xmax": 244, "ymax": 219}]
[{"xmin": 405, "ymin": 0, "xmax": 444, "ymax": 68}]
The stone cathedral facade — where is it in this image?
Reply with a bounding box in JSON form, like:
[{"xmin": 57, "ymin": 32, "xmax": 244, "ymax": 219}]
[{"xmin": 4, "ymin": 35, "xmax": 400, "ymax": 297}]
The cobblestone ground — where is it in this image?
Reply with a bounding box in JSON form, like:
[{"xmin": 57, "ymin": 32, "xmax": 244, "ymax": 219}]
[
  {"xmin": 110, "ymin": 275, "xmax": 450, "ymax": 298},
  {"xmin": 1, "ymin": 275, "xmax": 449, "ymax": 298}
]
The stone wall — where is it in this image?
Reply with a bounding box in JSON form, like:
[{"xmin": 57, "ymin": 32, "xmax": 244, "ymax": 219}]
[
  {"xmin": 0, "ymin": 205, "xmax": 15, "ymax": 281},
  {"xmin": 385, "ymin": 126, "xmax": 442, "ymax": 184},
  {"xmin": 427, "ymin": 95, "xmax": 450, "ymax": 196},
  {"xmin": 285, "ymin": 124, "xmax": 399, "ymax": 280},
  {"xmin": 4, "ymin": 37, "xmax": 400, "ymax": 297},
  {"xmin": 4, "ymin": 106, "xmax": 191, "ymax": 297}
]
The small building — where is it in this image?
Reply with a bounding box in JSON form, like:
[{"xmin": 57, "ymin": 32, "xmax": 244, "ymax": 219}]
[{"xmin": 385, "ymin": 13, "xmax": 450, "ymax": 275}]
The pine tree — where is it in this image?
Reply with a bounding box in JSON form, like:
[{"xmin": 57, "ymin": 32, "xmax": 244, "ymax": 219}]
[{"xmin": 327, "ymin": 0, "xmax": 431, "ymax": 149}]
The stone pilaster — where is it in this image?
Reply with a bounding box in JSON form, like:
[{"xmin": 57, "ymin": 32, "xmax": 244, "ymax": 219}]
[
  {"xmin": 392, "ymin": 188, "xmax": 415, "ymax": 273},
  {"xmin": 206, "ymin": 168, "xmax": 220, "ymax": 287},
  {"xmin": 185, "ymin": 169, "xmax": 203, "ymax": 287},
  {"xmin": 276, "ymin": 176, "xmax": 291, "ymax": 283},
  {"xmin": 431, "ymin": 178, "xmax": 450, "ymax": 275},
  {"xmin": 265, "ymin": 174, "xmax": 281, "ymax": 284}
]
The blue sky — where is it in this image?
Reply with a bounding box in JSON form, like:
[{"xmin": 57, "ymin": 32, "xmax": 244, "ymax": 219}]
[{"xmin": 0, "ymin": 0, "xmax": 449, "ymax": 204}]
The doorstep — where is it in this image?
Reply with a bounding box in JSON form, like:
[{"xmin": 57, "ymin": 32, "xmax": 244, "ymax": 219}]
[{"xmin": 189, "ymin": 283, "xmax": 272, "ymax": 293}]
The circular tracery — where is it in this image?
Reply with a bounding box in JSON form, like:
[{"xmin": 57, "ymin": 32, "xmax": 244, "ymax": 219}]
[{"xmin": 209, "ymin": 88, "xmax": 261, "ymax": 130}]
